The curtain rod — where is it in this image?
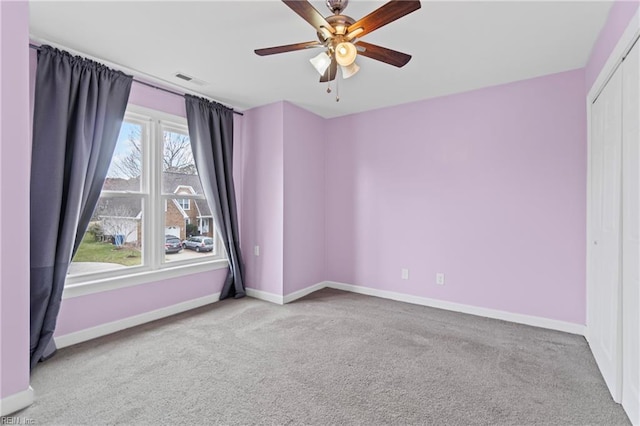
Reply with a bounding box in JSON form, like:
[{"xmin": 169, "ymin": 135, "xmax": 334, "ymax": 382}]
[{"xmin": 29, "ymin": 43, "xmax": 243, "ymax": 116}]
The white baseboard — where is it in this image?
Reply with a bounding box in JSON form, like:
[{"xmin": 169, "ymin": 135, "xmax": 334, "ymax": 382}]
[
  {"xmin": 246, "ymin": 282, "xmax": 330, "ymax": 305},
  {"xmin": 0, "ymin": 386, "xmax": 34, "ymax": 416},
  {"xmin": 54, "ymin": 293, "xmax": 220, "ymax": 349},
  {"xmin": 283, "ymin": 282, "xmax": 327, "ymax": 304},
  {"xmin": 325, "ymin": 281, "xmax": 586, "ymax": 336},
  {"xmin": 246, "ymin": 288, "xmax": 284, "ymax": 305},
  {"xmin": 239, "ymin": 281, "xmax": 585, "ymax": 336}
]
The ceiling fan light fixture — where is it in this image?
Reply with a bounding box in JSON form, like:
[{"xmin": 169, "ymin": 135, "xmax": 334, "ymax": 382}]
[
  {"xmin": 335, "ymin": 42, "xmax": 357, "ymax": 66},
  {"xmin": 310, "ymin": 51, "xmax": 332, "ymax": 75},
  {"xmin": 340, "ymin": 62, "xmax": 360, "ymax": 79}
]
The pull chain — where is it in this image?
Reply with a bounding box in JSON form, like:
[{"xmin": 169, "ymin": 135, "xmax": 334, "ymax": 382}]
[
  {"xmin": 327, "ymin": 57, "xmax": 333, "ymax": 93},
  {"xmin": 336, "ymin": 68, "xmax": 340, "ymax": 102}
]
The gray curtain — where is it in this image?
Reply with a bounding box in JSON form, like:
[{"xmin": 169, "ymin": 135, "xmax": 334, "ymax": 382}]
[
  {"xmin": 185, "ymin": 95, "xmax": 245, "ymax": 300},
  {"xmin": 30, "ymin": 46, "xmax": 132, "ymax": 368}
]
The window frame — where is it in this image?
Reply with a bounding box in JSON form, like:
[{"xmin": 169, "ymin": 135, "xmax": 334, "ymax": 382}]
[{"xmin": 64, "ymin": 105, "xmax": 227, "ymax": 300}]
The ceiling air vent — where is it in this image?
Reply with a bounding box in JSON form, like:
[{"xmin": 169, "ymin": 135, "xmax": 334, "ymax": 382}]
[
  {"xmin": 173, "ymin": 72, "xmax": 207, "ymax": 86},
  {"xmin": 175, "ymin": 73, "xmax": 193, "ymax": 82}
]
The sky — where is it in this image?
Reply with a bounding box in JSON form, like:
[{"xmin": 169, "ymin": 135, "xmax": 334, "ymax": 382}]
[
  {"xmin": 114, "ymin": 122, "xmax": 140, "ymax": 156},
  {"xmin": 109, "ymin": 121, "xmax": 194, "ymax": 179}
]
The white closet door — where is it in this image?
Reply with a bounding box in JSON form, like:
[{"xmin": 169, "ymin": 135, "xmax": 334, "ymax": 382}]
[
  {"xmin": 589, "ymin": 64, "xmax": 623, "ymax": 403},
  {"xmin": 622, "ymin": 39, "xmax": 640, "ymax": 425}
]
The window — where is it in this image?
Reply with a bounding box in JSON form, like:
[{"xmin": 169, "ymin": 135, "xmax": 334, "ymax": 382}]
[{"xmin": 67, "ymin": 105, "xmax": 226, "ymax": 291}]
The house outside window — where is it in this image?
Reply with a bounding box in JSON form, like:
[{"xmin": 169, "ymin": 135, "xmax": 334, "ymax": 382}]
[{"xmin": 66, "ymin": 105, "xmax": 226, "ymax": 294}]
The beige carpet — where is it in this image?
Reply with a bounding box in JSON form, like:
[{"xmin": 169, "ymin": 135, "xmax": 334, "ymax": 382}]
[{"xmin": 17, "ymin": 288, "xmax": 630, "ymax": 425}]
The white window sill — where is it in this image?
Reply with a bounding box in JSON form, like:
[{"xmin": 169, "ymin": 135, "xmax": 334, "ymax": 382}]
[{"xmin": 62, "ymin": 259, "xmax": 229, "ymax": 299}]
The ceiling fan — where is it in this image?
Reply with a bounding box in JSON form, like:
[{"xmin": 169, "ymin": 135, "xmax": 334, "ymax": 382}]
[{"xmin": 255, "ymin": 0, "xmax": 421, "ymax": 90}]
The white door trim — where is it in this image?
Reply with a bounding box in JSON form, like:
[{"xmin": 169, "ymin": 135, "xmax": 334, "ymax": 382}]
[
  {"xmin": 621, "ymin": 32, "xmax": 640, "ymax": 426},
  {"xmin": 586, "ymin": 6, "xmax": 640, "ymax": 411},
  {"xmin": 586, "ymin": 6, "xmax": 640, "ymax": 346},
  {"xmin": 589, "ymin": 65, "xmax": 624, "ymax": 402},
  {"xmin": 587, "ymin": 10, "xmax": 640, "ymax": 104}
]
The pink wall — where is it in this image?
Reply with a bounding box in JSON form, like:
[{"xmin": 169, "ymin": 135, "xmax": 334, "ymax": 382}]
[
  {"xmin": 585, "ymin": 0, "xmax": 640, "ymax": 91},
  {"xmin": 56, "ymin": 269, "xmax": 228, "ymax": 335},
  {"xmin": 0, "ymin": 0, "xmax": 31, "ymax": 399},
  {"xmin": 283, "ymin": 102, "xmax": 326, "ymax": 295},
  {"xmin": 240, "ymin": 102, "xmax": 285, "ymax": 295},
  {"xmin": 240, "ymin": 101, "xmax": 327, "ymax": 297},
  {"xmin": 325, "ymin": 69, "xmax": 587, "ymax": 324},
  {"xmin": 128, "ymin": 82, "xmax": 187, "ymax": 117}
]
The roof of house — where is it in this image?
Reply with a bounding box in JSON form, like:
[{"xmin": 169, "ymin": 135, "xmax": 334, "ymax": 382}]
[
  {"xmin": 162, "ymin": 172, "xmax": 212, "ymax": 217},
  {"xmin": 100, "ymin": 172, "xmax": 212, "ymax": 218}
]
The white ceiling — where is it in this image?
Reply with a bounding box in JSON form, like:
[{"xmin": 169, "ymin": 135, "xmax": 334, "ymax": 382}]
[{"xmin": 29, "ymin": 0, "xmax": 612, "ymax": 118}]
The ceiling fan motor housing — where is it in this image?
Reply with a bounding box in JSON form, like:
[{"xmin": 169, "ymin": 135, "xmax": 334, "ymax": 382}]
[{"xmin": 317, "ymin": 14, "xmax": 355, "ymax": 48}]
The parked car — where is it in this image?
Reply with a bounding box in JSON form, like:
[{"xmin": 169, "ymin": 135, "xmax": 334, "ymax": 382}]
[
  {"xmin": 182, "ymin": 236, "xmax": 214, "ymax": 253},
  {"xmin": 165, "ymin": 235, "xmax": 183, "ymax": 254}
]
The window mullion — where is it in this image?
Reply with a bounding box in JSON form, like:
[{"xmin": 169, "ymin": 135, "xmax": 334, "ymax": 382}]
[{"xmin": 145, "ymin": 117, "xmax": 160, "ymax": 270}]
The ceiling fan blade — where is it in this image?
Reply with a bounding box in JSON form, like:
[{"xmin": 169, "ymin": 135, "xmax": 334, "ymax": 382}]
[
  {"xmin": 320, "ymin": 60, "xmax": 337, "ymax": 83},
  {"xmin": 282, "ymin": 0, "xmax": 335, "ymax": 34},
  {"xmin": 356, "ymin": 41, "xmax": 412, "ymax": 68},
  {"xmin": 347, "ymin": 0, "xmax": 421, "ymax": 38},
  {"xmin": 255, "ymin": 41, "xmax": 322, "ymax": 56}
]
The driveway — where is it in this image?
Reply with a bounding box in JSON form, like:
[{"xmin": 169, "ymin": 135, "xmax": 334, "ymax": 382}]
[{"xmin": 164, "ymin": 249, "xmax": 214, "ymax": 262}]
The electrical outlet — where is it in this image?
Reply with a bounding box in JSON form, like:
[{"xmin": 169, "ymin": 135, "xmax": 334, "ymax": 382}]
[
  {"xmin": 254, "ymin": 245, "xmax": 260, "ymax": 256},
  {"xmin": 401, "ymin": 268, "xmax": 409, "ymax": 280},
  {"xmin": 436, "ymin": 273, "xmax": 445, "ymax": 285}
]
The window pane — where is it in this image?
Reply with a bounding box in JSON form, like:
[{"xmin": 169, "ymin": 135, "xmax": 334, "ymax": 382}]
[
  {"xmin": 103, "ymin": 121, "xmax": 143, "ymax": 192},
  {"xmin": 161, "ymin": 128, "xmax": 216, "ymax": 262},
  {"xmin": 70, "ymin": 197, "xmax": 143, "ymax": 275},
  {"xmin": 164, "ymin": 197, "xmax": 216, "ymax": 264},
  {"xmin": 162, "ymin": 129, "xmax": 198, "ymax": 194}
]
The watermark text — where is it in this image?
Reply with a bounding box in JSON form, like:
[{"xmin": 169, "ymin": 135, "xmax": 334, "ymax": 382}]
[{"xmin": 1, "ymin": 417, "xmax": 35, "ymax": 425}]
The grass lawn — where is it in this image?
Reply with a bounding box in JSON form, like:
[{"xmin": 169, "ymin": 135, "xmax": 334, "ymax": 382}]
[{"xmin": 73, "ymin": 234, "xmax": 141, "ymax": 267}]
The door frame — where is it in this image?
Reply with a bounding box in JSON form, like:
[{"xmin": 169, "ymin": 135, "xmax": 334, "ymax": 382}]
[
  {"xmin": 621, "ymin": 36, "xmax": 640, "ymax": 426},
  {"xmin": 586, "ymin": 8, "xmax": 640, "ymax": 405},
  {"xmin": 588, "ymin": 61, "xmax": 624, "ymax": 403}
]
